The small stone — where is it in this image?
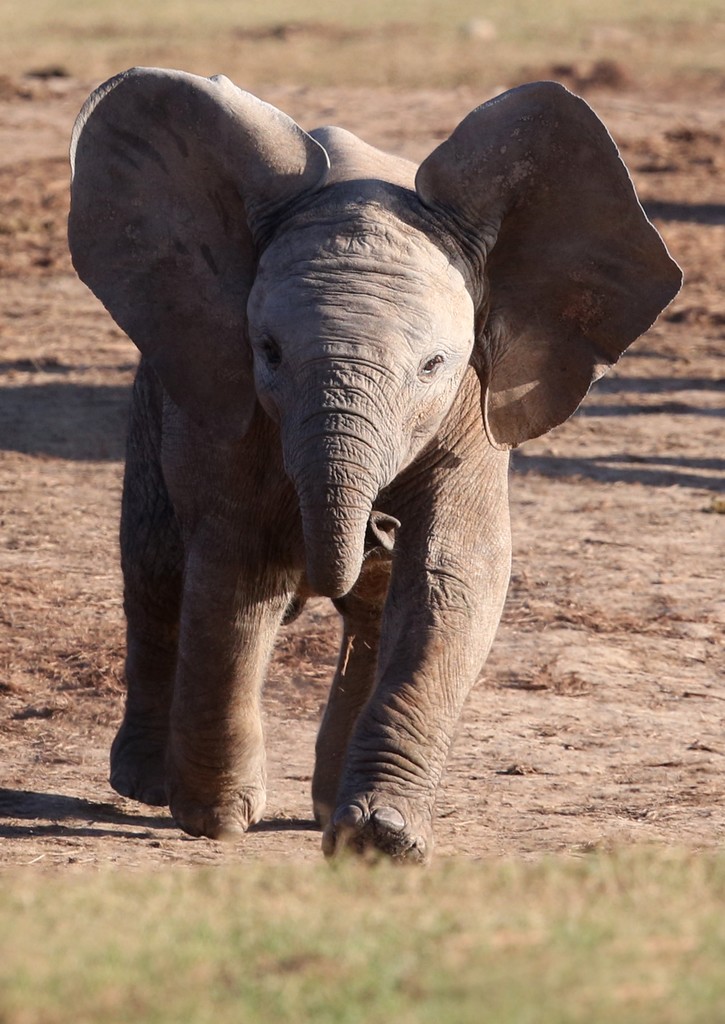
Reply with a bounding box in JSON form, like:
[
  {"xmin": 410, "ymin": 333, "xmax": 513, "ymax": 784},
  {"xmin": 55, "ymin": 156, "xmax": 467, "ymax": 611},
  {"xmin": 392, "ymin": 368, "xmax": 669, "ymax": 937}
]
[{"xmin": 460, "ymin": 19, "xmax": 497, "ymax": 42}]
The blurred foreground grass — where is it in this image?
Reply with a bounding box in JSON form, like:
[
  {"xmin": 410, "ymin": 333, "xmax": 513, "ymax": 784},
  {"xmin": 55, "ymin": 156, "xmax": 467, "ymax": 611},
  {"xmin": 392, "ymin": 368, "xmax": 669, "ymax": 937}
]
[
  {"xmin": 2, "ymin": 847, "xmax": 724, "ymax": 1023},
  {"xmin": 0, "ymin": 0, "xmax": 723, "ymax": 91}
]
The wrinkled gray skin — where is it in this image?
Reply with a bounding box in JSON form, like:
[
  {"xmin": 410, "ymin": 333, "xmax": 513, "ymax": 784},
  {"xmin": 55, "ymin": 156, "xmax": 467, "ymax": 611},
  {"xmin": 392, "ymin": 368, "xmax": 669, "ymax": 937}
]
[{"xmin": 68, "ymin": 68, "xmax": 681, "ymax": 861}]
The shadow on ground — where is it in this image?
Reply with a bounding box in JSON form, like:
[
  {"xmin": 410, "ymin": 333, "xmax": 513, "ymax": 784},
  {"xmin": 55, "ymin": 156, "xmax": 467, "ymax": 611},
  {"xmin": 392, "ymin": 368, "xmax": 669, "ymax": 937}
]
[
  {"xmin": 0, "ymin": 382, "xmax": 129, "ymax": 460},
  {"xmin": 0, "ymin": 788, "xmax": 172, "ymax": 838},
  {"xmin": 0, "ymin": 788, "xmax": 318, "ymax": 841},
  {"xmin": 643, "ymin": 200, "xmax": 725, "ymax": 226},
  {"xmin": 512, "ymin": 451, "xmax": 723, "ymax": 490}
]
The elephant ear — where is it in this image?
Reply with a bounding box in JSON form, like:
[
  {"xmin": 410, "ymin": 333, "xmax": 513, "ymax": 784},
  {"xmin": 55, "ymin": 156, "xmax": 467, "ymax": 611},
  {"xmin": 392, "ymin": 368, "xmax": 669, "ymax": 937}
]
[
  {"xmin": 69, "ymin": 67, "xmax": 329, "ymax": 437},
  {"xmin": 415, "ymin": 81, "xmax": 682, "ymax": 448}
]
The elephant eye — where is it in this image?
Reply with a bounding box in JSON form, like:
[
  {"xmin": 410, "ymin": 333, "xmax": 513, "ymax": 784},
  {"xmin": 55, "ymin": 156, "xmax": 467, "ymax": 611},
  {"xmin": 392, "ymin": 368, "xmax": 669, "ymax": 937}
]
[
  {"xmin": 419, "ymin": 353, "xmax": 445, "ymax": 380},
  {"xmin": 260, "ymin": 338, "xmax": 282, "ymax": 369}
]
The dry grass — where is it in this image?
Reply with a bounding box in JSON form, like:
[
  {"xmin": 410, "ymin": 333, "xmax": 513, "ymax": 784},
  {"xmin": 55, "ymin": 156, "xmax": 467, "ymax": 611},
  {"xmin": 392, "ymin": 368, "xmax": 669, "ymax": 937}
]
[{"xmin": 0, "ymin": 0, "xmax": 723, "ymax": 91}]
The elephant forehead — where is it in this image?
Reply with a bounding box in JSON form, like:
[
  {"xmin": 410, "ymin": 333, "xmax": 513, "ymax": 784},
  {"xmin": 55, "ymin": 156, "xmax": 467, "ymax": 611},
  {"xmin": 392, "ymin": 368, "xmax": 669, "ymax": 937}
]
[
  {"xmin": 251, "ymin": 264, "xmax": 473, "ymax": 349},
  {"xmin": 263, "ymin": 208, "xmax": 461, "ymax": 274},
  {"xmin": 251, "ymin": 215, "xmax": 473, "ymax": 337}
]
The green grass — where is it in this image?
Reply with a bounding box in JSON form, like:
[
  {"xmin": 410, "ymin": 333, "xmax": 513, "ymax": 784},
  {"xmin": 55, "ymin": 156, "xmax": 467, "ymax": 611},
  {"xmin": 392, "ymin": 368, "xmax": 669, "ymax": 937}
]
[
  {"xmin": 0, "ymin": 0, "xmax": 722, "ymax": 89},
  {"xmin": 3, "ymin": 0, "xmax": 722, "ymax": 34},
  {"xmin": 2, "ymin": 848, "xmax": 725, "ymax": 1023}
]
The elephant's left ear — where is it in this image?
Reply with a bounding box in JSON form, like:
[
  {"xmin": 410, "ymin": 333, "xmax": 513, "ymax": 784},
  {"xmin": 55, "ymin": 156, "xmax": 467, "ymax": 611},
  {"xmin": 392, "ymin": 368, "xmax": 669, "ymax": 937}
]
[
  {"xmin": 416, "ymin": 81, "xmax": 682, "ymax": 448},
  {"xmin": 69, "ymin": 68, "xmax": 329, "ymax": 438}
]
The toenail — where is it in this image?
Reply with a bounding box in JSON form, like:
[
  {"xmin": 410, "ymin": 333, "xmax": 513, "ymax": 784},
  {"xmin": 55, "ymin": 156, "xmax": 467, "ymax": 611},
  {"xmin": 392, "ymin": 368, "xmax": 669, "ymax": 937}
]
[
  {"xmin": 333, "ymin": 804, "xmax": 364, "ymax": 829},
  {"xmin": 372, "ymin": 806, "xmax": 405, "ymax": 831}
]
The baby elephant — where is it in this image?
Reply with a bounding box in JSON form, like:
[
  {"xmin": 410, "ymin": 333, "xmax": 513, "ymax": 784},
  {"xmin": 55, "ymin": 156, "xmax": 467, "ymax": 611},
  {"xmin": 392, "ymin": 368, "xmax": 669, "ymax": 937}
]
[{"xmin": 69, "ymin": 68, "xmax": 680, "ymax": 861}]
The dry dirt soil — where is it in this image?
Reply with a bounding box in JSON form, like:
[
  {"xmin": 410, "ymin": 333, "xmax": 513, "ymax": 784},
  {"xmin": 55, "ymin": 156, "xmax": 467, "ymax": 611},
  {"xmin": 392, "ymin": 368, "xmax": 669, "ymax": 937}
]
[{"xmin": 0, "ymin": 71, "xmax": 723, "ymax": 869}]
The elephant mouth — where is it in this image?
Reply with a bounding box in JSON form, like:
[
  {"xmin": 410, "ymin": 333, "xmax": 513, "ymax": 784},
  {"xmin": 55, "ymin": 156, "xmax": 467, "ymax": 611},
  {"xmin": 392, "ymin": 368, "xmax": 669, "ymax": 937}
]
[
  {"xmin": 302, "ymin": 506, "xmax": 400, "ymax": 600},
  {"xmin": 364, "ymin": 510, "xmax": 400, "ymax": 556}
]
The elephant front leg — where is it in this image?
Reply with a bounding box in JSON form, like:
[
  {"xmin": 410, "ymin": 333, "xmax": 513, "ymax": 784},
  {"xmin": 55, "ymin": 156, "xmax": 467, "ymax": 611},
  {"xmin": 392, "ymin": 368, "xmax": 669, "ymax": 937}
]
[
  {"xmin": 167, "ymin": 543, "xmax": 295, "ymax": 840},
  {"xmin": 324, "ymin": 453, "xmax": 512, "ymax": 862}
]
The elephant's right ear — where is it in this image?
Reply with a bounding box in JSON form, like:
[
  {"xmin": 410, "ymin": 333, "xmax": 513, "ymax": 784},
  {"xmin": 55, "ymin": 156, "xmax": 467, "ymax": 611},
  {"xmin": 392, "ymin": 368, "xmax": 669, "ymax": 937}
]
[
  {"xmin": 416, "ymin": 82, "xmax": 682, "ymax": 449},
  {"xmin": 69, "ymin": 67, "xmax": 329, "ymax": 438}
]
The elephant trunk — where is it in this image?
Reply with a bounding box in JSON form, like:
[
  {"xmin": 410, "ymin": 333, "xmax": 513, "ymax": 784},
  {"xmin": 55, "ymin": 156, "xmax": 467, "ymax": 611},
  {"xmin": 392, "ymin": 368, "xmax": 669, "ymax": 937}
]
[
  {"xmin": 284, "ymin": 404, "xmax": 394, "ymax": 599},
  {"xmin": 298, "ymin": 483, "xmax": 375, "ymax": 599}
]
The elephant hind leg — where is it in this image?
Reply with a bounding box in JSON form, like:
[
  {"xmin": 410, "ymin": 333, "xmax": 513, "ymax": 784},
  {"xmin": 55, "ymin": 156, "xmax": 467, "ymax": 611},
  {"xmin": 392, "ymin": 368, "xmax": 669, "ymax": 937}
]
[
  {"xmin": 111, "ymin": 365, "xmax": 183, "ymax": 807},
  {"xmin": 312, "ymin": 555, "xmax": 389, "ymax": 827},
  {"xmin": 111, "ymin": 624, "xmax": 179, "ymax": 807}
]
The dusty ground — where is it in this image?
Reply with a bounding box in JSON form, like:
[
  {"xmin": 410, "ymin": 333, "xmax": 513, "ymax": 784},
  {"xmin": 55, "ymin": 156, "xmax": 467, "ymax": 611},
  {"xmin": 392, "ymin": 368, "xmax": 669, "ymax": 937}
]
[{"xmin": 0, "ymin": 71, "xmax": 722, "ymax": 869}]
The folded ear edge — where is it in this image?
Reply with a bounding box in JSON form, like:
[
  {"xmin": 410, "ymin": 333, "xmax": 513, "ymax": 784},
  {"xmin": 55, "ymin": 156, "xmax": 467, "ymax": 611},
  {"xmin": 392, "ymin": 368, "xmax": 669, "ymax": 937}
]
[
  {"xmin": 415, "ymin": 80, "xmax": 683, "ymax": 450},
  {"xmin": 68, "ymin": 67, "xmax": 330, "ymax": 441}
]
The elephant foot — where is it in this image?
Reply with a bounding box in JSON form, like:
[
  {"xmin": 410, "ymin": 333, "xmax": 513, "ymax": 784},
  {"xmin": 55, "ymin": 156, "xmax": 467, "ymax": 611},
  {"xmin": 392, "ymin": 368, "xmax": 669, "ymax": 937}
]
[
  {"xmin": 110, "ymin": 719, "xmax": 168, "ymax": 806},
  {"xmin": 166, "ymin": 717, "xmax": 267, "ymax": 839},
  {"xmin": 169, "ymin": 785, "xmax": 266, "ymax": 840},
  {"xmin": 321, "ymin": 795, "xmax": 432, "ymax": 864},
  {"xmin": 167, "ymin": 745, "xmax": 267, "ymax": 839}
]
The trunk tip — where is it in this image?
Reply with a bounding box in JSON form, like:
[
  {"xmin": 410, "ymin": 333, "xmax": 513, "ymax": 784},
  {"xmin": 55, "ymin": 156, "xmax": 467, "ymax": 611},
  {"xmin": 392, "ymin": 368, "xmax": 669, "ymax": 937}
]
[{"xmin": 308, "ymin": 564, "xmax": 359, "ymax": 599}]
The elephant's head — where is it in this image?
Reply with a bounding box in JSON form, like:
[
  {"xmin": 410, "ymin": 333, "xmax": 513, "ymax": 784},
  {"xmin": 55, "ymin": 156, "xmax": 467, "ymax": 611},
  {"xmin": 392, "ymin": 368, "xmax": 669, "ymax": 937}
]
[{"xmin": 69, "ymin": 68, "xmax": 681, "ymax": 597}]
